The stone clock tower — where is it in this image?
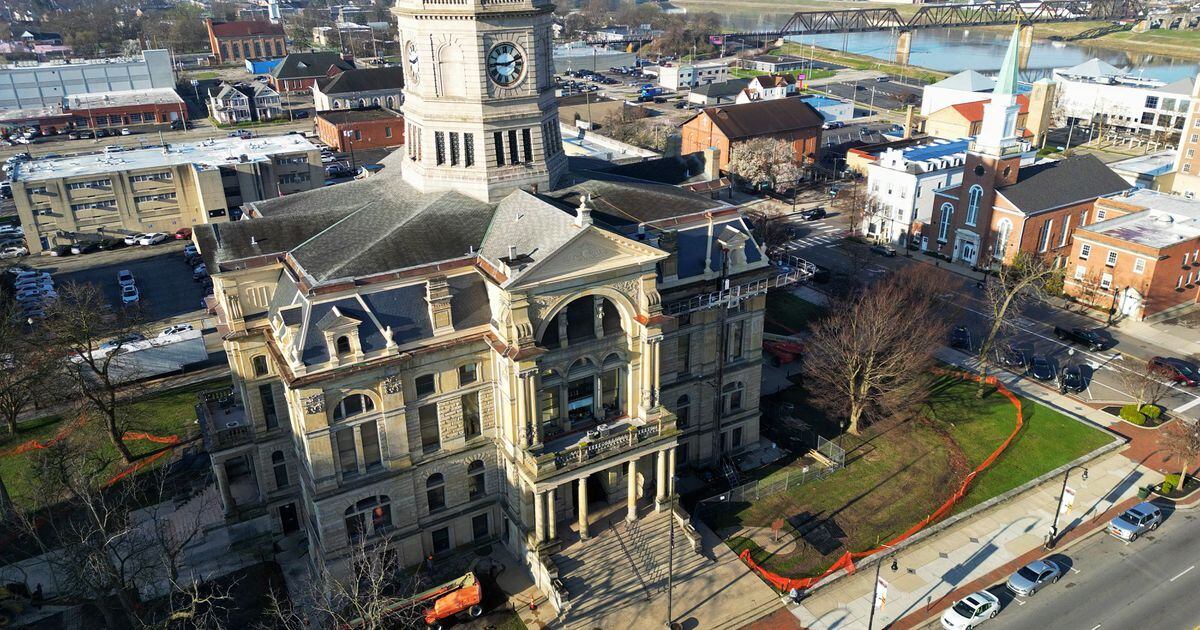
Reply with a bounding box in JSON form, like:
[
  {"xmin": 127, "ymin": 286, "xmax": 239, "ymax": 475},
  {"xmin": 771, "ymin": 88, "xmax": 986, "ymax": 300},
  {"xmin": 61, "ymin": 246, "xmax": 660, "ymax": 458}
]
[{"xmin": 393, "ymin": 0, "xmax": 568, "ymax": 203}]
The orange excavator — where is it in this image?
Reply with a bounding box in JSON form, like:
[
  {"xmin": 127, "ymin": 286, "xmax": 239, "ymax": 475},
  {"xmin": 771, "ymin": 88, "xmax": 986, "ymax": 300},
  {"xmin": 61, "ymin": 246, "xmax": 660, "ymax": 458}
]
[{"xmin": 343, "ymin": 572, "xmax": 483, "ymax": 629}]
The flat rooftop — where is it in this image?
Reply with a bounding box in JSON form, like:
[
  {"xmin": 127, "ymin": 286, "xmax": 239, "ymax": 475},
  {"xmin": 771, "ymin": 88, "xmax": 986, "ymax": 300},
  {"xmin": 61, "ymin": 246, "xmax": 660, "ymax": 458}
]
[
  {"xmin": 13, "ymin": 134, "xmax": 319, "ymax": 182},
  {"xmin": 66, "ymin": 88, "xmax": 184, "ymax": 109},
  {"xmin": 1106, "ymin": 150, "xmax": 1176, "ymax": 177},
  {"xmin": 1085, "ymin": 189, "xmax": 1200, "ymax": 249}
]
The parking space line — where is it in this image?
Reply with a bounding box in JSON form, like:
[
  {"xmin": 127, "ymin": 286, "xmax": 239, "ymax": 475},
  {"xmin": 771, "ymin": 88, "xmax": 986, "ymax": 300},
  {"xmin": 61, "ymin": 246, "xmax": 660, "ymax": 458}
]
[
  {"xmin": 1015, "ymin": 598, "xmax": 1026, "ymax": 606},
  {"xmin": 1171, "ymin": 565, "xmax": 1194, "ymax": 582},
  {"xmin": 1090, "ymin": 624, "xmax": 1101, "ymax": 630}
]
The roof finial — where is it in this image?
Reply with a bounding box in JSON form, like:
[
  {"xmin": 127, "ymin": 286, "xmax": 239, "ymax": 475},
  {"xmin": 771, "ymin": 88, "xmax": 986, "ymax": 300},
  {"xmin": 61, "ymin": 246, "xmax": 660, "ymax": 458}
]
[{"xmin": 575, "ymin": 194, "xmax": 593, "ymax": 227}]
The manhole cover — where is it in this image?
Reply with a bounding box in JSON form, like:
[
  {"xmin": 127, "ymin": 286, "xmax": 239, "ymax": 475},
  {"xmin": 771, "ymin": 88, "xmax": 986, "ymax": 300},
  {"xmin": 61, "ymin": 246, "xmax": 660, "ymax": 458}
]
[
  {"xmin": 939, "ymin": 552, "xmax": 949, "ymax": 559},
  {"xmin": 969, "ymin": 537, "xmax": 980, "ymax": 543}
]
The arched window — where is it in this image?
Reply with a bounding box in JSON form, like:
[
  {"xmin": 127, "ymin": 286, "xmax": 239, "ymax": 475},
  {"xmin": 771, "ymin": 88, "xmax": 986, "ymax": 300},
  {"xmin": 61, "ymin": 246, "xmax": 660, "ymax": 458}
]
[
  {"xmin": 426, "ymin": 473, "xmax": 446, "ymax": 512},
  {"xmin": 334, "ymin": 99, "xmax": 343, "ymax": 109},
  {"xmin": 357, "ymin": 98, "xmax": 367, "ymax": 108},
  {"xmin": 965, "ymin": 185, "xmax": 983, "ymax": 227},
  {"xmin": 676, "ymin": 394, "xmax": 691, "ymax": 428},
  {"xmin": 335, "ymin": 335, "xmax": 352, "ymax": 355},
  {"xmin": 344, "ymin": 495, "xmax": 391, "ymax": 543},
  {"xmin": 272, "ymin": 451, "xmax": 289, "ymax": 489},
  {"xmin": 938, "ymin": 202, "xmax": 954, "ymax": 243},
  {"xmin": 995, "ymin": 219, "xmax": 1013, "ymax": 259},
  {"xmin": 721, "ymin": 381, "xmax": 745, "ymax": 415},
  {"xmin": 333, "ymin": 394, "xmax": 375, "ymax": 420},
  {"xmin": 372, "ymin": 97, "xmax": 381, "ymax": 106},
  {"xmin": 567, "ymin": 359, "xmax": 597, "ymax": 423},
  {"xmin": 601, "ymin": 353, "xmax": 625, "ymax": 419},
  {"xmin": 468, "ymin": 460, "xmax": 486, "ymax": 500},
  {"xmin": 386, "ymin": 95, "xmax": 396, "ymax": 108},
  {"xmin": 252, "ymin": 355, "xmax": 269, "ymax": 377}
]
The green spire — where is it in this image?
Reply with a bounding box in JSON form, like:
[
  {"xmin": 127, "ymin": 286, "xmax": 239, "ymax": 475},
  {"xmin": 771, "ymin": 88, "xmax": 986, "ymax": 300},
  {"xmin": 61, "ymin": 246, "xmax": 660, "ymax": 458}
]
[{"xmin": 994, "ymin": 25, "xmax": 1021, "ymax": 96}]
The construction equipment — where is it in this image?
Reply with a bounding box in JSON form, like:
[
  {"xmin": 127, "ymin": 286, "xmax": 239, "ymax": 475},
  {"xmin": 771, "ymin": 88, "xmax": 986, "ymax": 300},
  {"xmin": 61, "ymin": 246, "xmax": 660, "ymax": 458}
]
[
  {"xmin": 763, "ymin": 339, "xmax": 805, "ymax": 366},
  {"xmin": 343, "ymin": 572, "xmax": 483, "ymax": 630}
]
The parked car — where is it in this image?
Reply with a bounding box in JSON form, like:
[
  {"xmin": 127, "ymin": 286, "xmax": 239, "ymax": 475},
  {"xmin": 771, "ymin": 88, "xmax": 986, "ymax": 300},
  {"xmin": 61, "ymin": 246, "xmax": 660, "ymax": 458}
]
[
  {"xmin": 174, "ymin": 227, "xmax": 192, "ymax": 240},
  {"xmin": 169, "ymin": 120, "xmax": 185, "ymax": 130},
  {"xmin": 192, "ymin": 264, "xmax": 208, "ymax": 281},
  {"xmin": 1148, "ymin": 356, "xmax": 1199, "ymax": 387},
  {"xmin": 95, "ymin": 128, "xmax": 110, "ymax": 138},
  {"xmin": 67, "ymin": 131, "xmax": 80, "ymax": 140},
  {"xmin": 77, "ymin": 130, "xmax": 94, "ymax": 139},
  {"xmin": 49, "ymin": 244, "xmax": 72, "ymax": 257},
  {"xmin": 137, "ymin": 232, "xmax": 168, "ymax": 245},
  {"xmin": 160, "ymin": 324, "xmax": 194, "ymax": 337},
  {"xmin": 98, "ymin": 237, "xmax": 127, "ymax": 250},
  {"xmin": 70, "ymin": 241, "xmax": 100, "ymax": 255},
  {"xmin": 14, "ymin": 276, "xmax": 52, "ymax": 291},
  {"xmin": 870, "ymin": 244, "xmax": 897, "ymax": 257},
  {"xmin": 1053, "ymin": 325, "xmax": 1105, "ymax": 351},
  {"xmin": 1107, "ymin": 501, "xmax": 1162, "ymax": 541},
  {"xmin": 117, "ymin": 269, "xmax": 135, "ymax": 287},
  {"xmin": 950, "ymin": 326, "xmax": 972, "ymax": 351},
  {"xmin": 940, "ymin": 590, "xmax": 1000, "ymax": 629},
  {"xmin": 1059, "ymin": 364, "xmax": 1085, "ymax": 393},
  {"xmin": 294, "ymin": 110, "xmax": 309, "ymax": 119},
  {"xmin": 1029, "ymin": 355, "xmax": 1056, "ymax": 381},
  {"xmin": 99, "ymin": 332, "xmax": 145, "ymax": 352},
  {"xmin": 1005, "ymin": 559, "xmax": 1061, "ymax": 597},
  {"xmin": 120, "ymin": 127, "xmax": 133, "ymax": 136},
  {"xmin": 0, "ymin": 246, "xmax": 27, "ymax": 258},
  {"xmin": 103, "ymin": 145, "xmax": 122, "ymax": 154},
  {"xmin": 800, "ymin": 207, "xmax": 827, "ymax": 221},
  {"xmin": 120, "ymin": 284, "xmax": 140, "ymax": 304},
  {"xmin": 124, "ymin": 233, "xmax": 147, "ymax": 246},
  {"xmin": 996, "ymin": 345, "xmax": 1028, "ymax": 369}
]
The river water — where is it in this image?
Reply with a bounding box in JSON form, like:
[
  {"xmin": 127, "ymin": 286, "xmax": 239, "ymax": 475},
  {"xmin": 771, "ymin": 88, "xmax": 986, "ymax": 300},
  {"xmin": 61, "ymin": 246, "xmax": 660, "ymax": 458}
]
[
  {"xmin": 783, "ymin": 28, "xmax": 1199, "ymax": 83},
  {"xmin": 719, "ymin": 10, "xmax": 1198, "ymax": 83}
]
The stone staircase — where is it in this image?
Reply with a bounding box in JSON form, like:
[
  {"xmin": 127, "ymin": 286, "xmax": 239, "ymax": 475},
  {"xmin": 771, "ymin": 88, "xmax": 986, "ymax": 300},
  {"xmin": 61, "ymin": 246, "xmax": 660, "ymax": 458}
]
[{"xmin": 552, "ymin": 508, "xmax": 709, "ymax": 626}]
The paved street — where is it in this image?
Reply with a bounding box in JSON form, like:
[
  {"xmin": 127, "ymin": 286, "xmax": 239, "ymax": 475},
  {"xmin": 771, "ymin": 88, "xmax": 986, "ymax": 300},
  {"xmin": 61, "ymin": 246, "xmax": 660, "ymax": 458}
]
[{"xmin": 985, "ymin": 502, "xmax": 1200, "ymax": 630}]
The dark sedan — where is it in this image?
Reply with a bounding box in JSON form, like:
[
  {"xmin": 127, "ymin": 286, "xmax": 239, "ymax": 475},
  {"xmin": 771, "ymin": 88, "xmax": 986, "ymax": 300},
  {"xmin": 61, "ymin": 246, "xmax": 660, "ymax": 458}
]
[
  {"xmin": 1149, "ymin": 356, "xmax": 1199, "ymax": 386},
  {"xmin": 1059, "ymin": 364, "xmax": 1086, "ymax": 393},
  {"xmin": 1030, "ymin": 355, "xmax": 1056, "ymax": 381},
  {"xmin": 800, "ymin": 207, "xmax": 827, "ymax": 221},
  {"xmin": 997, "ymin": 345, "xmax": 1028, "ymax": 369},
  {"xmin": 950, "ymin": 326, "xmax": 972, "ymax": 351}
]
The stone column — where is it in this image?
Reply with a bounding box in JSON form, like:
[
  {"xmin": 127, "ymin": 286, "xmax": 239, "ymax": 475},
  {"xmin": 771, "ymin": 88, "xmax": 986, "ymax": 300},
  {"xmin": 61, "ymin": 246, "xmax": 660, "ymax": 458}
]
[
  {"xmin": 533, "ymin": 490, "xmax": 546, "ymax": 545},
  {"xmin": 521, "ymin": 369, "xmax": 540, "ymax": 446},
  {"xmin": 557, "ymin": 310, "xmax": 569, "ymax": 349},
  {"xmin": 515, "ymin": 369, "xmax": 529, "ymax": 448},
  {"xmin": 215, "ymin": 460, "xmax": 236, "ymax": 515},
  {"xmin": 655, "ymin": 449, "xmax": 667, "ymax": 511},
  {"xmin": 578, "ymin": 477, "xmax": 590, "ymax": 540},
  {"xmin": 626, "ymin": 458, "xmax": 638, "ymax": 522},
  {"xmin": 668, "ymin": 447, "xmax": 677, "ymax": 496},
  {"xmin": 593, "ymin": 295, "xmax": 605, "ymax": 339},
  {"xmin": 548, "ymin": 488, "xmax": 558, "ymax": 541},
  {"xmin": 651, "ymin": 336, "xmax": 662, "ymax": 408}
]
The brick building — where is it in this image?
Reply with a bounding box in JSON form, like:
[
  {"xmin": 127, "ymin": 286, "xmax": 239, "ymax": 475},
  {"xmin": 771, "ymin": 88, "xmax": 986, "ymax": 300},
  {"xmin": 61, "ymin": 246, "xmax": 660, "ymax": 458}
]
[
  {"xmin": 1065, "ymin": 189, "xmax": 1200, "ymax": 320},
  {"xmin": 917, "ymin": 27, "xmax": 1129, "ymax": 268},
  {"xmin": 66, "ymin": 88, "xmax": 188, "ymax": 129},
  {"xmin": 206, "ymin": 19, "xmax": 287, "ymax": 64},
  {"xmin": 315, "ymin": 107, "xmax": 405, "ymax": 152},
  {"xmin": 679, "ymin": 98, "xmax": 823, "ymax": 171},
  {"xmin": 270, "ymin": 52, "xmax": 356, "ymax": 93}
]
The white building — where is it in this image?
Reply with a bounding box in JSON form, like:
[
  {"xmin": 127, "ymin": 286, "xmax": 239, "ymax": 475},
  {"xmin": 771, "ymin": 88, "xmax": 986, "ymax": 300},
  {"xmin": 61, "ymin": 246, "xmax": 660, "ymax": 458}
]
[
  {"xmin": 552, "ymin": 42, "xmax": 635, "ymax": 74},
  {"xmin": 799, "ymin": 95, "xmax": 853, "ymax": 122},
  {"xmin": 1052, "ymin": 59, "xmax": 1193, "ymax": 137},
  {"xmin": 659, "ymin": 62, "xmax": 730, "ymax": 91},
  {"xmin": 0, "ymin": 49, "xmax": 174, "ymax": 111},
  {"xmin": 208, "ymin": 82, "xmax": 283, "ymax": 124},
  {"xmin": 863, "ymin": 138, "xmax": 970, "ymax": 246},
  {"xmin": 733, "ymin": 75, "xmax": 797, "ymax": 104},
  {"xmin": 921, "ymin": 70, "xmax": 995, "ymax": 116}
]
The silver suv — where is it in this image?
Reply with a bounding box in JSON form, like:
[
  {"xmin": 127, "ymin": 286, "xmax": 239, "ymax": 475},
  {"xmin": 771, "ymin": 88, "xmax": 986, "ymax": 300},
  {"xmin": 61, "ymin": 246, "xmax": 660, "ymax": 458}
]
[{"xmin": 1108, "ymin": 501, "xmax": 1161, "ymax": 542}]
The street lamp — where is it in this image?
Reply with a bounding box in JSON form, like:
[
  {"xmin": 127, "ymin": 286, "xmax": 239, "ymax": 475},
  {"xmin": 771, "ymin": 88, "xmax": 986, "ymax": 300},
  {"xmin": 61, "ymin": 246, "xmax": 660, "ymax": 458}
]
[
  {"xmin": 1045, "ymin": 465, "xmax": 1088, "ymax": 549},
  {"xmin": 866, "ymin": 547, "xmax": 898, "ymax": 630}
]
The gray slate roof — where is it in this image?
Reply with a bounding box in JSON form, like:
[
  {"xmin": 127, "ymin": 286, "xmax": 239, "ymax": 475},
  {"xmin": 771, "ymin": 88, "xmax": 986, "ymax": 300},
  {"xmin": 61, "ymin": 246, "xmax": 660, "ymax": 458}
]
[
  {"xmin": 691, "ymin": 79, "xmax": 750, "ymax": 99},
  {"xmin": 997, "ymin": 154, "xmax": 1130, "ymax": 214},
  {"xmin": 316, "ymin": 67, "xmax": 405, "ymax": 94},
  {"xmin": 541, "ymin": 171, "xmax": 727, "ymax": 232},
  {"xmin": 271, "ymin": 52, "xmax": 355, "ymax": 80}
]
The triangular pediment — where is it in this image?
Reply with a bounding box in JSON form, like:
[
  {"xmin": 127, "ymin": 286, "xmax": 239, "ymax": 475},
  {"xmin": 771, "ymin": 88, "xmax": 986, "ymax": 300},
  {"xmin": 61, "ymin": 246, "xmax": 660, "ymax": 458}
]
[{"xmin": 508, "ymin": 228, "xmax": 664, "ymax": 288}]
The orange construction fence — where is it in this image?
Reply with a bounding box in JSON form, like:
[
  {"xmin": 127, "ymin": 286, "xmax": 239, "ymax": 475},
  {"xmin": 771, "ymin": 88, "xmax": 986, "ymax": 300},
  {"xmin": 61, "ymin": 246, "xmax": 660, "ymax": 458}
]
[
  {"xmin": 740, "ymin": 368, "xmax": 1024, "ymax": 592},
  {"xmin": 1, "ymin": 417, "xmax": 182, "ymax": 486}
]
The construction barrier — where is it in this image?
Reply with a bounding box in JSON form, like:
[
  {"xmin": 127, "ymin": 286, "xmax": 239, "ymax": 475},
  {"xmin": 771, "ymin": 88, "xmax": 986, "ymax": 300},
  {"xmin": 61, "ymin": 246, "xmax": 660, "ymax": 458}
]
[
  {"xmin": 1, "ymin": 417, "xmax": 182, "ymax": 486},
  {"xmin": 740, "ymin": 368, "xmax": 1025, "ymax": 592}
]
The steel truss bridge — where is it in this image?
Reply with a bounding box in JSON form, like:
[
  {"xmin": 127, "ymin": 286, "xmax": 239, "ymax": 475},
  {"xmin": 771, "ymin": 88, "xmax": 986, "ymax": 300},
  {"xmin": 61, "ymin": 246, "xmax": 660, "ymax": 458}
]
[{"xmin": 721, "ymin": 0, "xmax": 1146, "ymax": 39}]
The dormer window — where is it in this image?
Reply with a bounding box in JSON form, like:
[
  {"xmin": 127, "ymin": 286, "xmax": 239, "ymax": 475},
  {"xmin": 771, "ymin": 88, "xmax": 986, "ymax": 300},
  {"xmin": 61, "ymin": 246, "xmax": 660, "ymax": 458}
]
[
  {"xmin": 335, "ymin": 335, "xmax": 352, "ymax": 356},
  {"xmin": 333, "ymin": 393, "xmax": 375, "ymax": 421}
]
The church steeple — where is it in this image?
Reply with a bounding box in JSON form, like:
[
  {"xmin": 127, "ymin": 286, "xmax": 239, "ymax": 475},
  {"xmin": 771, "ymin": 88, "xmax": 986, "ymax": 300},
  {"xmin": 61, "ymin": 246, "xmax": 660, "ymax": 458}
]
[{"xmin": 973, "ymin": 25, "xmax": 1023, "ymax": 157}]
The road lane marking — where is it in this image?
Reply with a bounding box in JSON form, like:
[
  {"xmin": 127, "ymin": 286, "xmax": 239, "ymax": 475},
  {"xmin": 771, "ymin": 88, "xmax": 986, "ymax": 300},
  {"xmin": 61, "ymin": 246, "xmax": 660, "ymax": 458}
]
[
  {"xmin": 1178, "ymin": 397, "xmax": 1200, "ymax": 413},
  {"xmin": 1091, "ymin": 625, "xmax": 1101, "ymax": 630},
  {"xmin": 1171, "ymin": 565, "xmax": 1195, "ymax": 582}
]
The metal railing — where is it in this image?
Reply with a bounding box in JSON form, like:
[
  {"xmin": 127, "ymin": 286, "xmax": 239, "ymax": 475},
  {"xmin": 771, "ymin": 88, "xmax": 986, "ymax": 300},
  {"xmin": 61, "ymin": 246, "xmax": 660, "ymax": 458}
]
[
  {"xmin": 663, "ymin": 255, "xmax": 814, "ymax": 317},
  {"xmin": 551, "ymin": 418, "xmax": 669, "ymax": 469},
  {"xmin": 697, "ymin": 437, "xmax": 845, "ymax": 507}
]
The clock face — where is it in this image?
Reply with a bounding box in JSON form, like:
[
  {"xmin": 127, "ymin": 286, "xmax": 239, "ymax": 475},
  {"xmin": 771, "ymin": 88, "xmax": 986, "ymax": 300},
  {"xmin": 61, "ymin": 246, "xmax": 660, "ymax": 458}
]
[
  {"xmin": 406, "ymin": 41, "xmax": 420, "ymax": 85},
  {"xmin": 487, "ymin": 42, "xmax": 525, "ymax": 87}
]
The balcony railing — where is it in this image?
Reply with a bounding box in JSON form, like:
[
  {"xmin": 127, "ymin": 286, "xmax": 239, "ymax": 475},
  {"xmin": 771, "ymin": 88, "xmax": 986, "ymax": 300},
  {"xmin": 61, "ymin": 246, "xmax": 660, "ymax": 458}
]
[
  {"xmin": 196, "ymin": 387, "xmax": 253, "ymax": 451},
  {"xmin": 521, "ymin": 412, "xmax": 678, "ymax": 481}
]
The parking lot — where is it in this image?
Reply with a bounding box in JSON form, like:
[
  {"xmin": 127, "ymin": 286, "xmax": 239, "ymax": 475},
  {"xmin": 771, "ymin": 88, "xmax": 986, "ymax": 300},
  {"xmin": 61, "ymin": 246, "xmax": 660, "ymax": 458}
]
[
  {"xmin": 26, "ymin": 241, "xmax": 207, "ymax": 322},
  {"xmin": 818, "ymin": 78, "xmax": 922, "ymax": 111}
]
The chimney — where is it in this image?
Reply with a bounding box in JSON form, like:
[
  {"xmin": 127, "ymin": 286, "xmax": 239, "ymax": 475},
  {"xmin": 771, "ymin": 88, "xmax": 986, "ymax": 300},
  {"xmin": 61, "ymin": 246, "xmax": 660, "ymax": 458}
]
[
  {"xmin": 425, "ymin": 276, "xmax": 454, "ymax": 335},
  {"xmin": 575, "ymin": 194, "xmax": 593, "ymax": 227},
  {"xmin": 904, "ymin": 105, "xmax": 915, "ymax": 140},
  {"xmin": 508, "ymin": 245, "xmax": 517, "ymax": 259},
  {"xmin": 703, "ymin": 147, "xmax": 721, "ymax": 181}
]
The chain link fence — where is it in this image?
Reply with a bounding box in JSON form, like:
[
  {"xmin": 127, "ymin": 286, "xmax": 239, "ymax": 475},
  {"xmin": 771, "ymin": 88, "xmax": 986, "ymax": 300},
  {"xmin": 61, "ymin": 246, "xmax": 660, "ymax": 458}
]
[{"xmin": 698, "ymin": 436, "xmax": 846, "ymax": 507}]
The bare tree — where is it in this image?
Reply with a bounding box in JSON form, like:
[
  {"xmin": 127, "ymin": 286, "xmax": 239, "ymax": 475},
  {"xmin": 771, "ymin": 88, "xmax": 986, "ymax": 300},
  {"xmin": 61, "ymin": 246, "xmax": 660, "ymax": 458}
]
[
  {"xmin": 10, "ymin": 422, "xmax": 219, "ymax": 628},
  {"xmin": 42, "ymin": 283, "xmax": 148, "ymax": 464},
  {"xmin": 745, "ymin": 208, "xmax": 793, "ymax": 251},
  {"xmin": 802, "ymin": 266, "xmax": 953, "ymax": 435},
  {"xmin": 726, "ymin": 138, "xmax": 803, "ymax": 194},
  {"xmin": 1123, "ymin": 361, "xmax": 1176, "ymax": 409},
  {"xmin": 266, "ymin": 536, "xmax": 429, "ymax": 630},
  {"xmin": 974, "ymin": 253, "xmax": 1059, "ymax": 397},
  {"xmin": 0, "ymin": 301, "xmax": 56, "ymax": 437},
  {"xmin": 1163, "ymin": 420, "xmax": 1200, "ymax": 491}
]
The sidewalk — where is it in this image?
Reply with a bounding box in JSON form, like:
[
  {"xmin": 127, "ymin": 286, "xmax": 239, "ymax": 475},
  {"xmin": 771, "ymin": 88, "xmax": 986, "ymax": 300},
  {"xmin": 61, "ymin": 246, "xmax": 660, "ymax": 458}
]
[{"xmin": 785, "ymin": 349, "xmax": 1157, "ymax": 630}]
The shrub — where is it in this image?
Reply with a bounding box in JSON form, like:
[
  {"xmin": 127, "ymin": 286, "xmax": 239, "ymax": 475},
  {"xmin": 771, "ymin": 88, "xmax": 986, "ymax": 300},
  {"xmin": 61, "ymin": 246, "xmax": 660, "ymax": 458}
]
[
  {"xmin": 1141, "ymin": 404, "xmax": 1163, "ymax": 420},
  {"xmin": 1120, "ymin": 404, "xmax": 1147, "ymax": 425},
  {"xmin": 1162, "ymin": 481, "xmax": 1176, "ymax": 494},
  {"xmin": 1164, "ymin": 473, "xmax": 1182, "ymax": 488}
]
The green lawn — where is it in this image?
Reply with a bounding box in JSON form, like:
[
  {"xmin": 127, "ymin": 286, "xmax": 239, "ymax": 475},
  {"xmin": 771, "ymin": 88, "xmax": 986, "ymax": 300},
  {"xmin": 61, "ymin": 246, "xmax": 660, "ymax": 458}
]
[
  {"xmin": 715, "ymin": 375, "xmax": 1115, "ymax": 577},
  {"xmin": 0, "ymin": 378, "xmax": 226, "ymax": 510},
  {"xmin": 765, "ymin": 291, "xmax": 827, "ymax": 335}
]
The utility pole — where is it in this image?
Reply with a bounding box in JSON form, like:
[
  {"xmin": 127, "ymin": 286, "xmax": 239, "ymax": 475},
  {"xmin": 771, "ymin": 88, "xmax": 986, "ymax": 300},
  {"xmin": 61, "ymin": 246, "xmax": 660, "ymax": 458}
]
[{"xmin": 1045, "ymin": 466, "xmax": 1088, "ymax": 549}]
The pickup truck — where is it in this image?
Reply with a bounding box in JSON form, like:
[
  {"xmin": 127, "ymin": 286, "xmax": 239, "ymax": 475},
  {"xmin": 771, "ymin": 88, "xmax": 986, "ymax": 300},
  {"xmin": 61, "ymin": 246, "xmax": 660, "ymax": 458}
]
[{"xmin": 1053, "ymin": 326, "xmax": 1105, "ymax": 351}]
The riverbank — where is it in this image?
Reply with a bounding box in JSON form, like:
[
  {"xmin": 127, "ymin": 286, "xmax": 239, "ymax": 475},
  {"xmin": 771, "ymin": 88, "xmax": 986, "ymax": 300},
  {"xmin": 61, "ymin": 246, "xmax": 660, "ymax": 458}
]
[
  {"xmin": 771, "ymin": 41, "xmax": 950, "ymax": 84},
  {"xmin": 959, "ymin": 22, "xmax": 1200, "ymax": 61}
]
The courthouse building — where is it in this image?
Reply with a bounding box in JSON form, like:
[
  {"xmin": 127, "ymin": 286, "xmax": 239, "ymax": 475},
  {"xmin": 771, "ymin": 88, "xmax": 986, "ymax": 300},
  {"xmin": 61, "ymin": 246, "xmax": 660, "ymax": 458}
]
[{"xmin": 192, "ymin": 0, "xmax": 795, "ymax": 608}]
